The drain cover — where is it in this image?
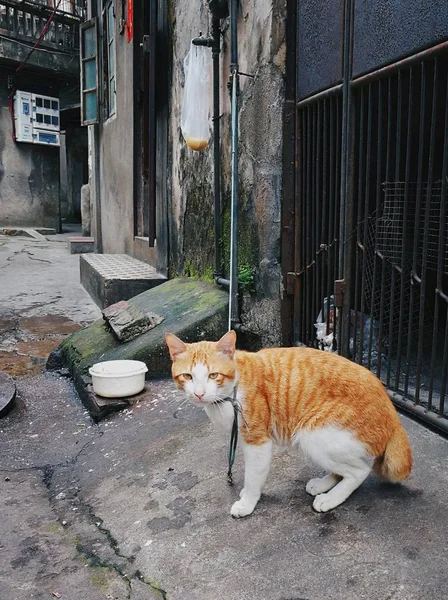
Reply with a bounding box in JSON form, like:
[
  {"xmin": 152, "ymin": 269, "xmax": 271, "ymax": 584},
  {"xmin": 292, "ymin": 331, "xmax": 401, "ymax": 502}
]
[{"xmin": 0, "ymin": 371, "xmax": 16, "ymax": 417}]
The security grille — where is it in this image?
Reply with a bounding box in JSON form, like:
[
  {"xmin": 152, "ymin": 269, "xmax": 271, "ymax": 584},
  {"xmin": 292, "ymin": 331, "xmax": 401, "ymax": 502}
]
[
  {"xmin": 349, "ymin": 53, "xmax": 448, "ymax": 426},
  {"xmin": 294, "ymin": 48, "xmax": 448, "ymax": 433}
]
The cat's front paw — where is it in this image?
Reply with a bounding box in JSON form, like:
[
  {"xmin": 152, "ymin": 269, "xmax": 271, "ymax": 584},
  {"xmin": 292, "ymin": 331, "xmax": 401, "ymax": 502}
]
[
  {"xmin": 313, "ymin": 492, "xmax": 339, "ymax": 513},
  {"xmin": 230, "ymin": 498, "xmax": 256, "ymax": 518}
]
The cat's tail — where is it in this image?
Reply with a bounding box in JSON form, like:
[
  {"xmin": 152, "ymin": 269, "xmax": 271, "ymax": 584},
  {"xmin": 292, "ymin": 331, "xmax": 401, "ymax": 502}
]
[{"xmin": 373, "ymin": 424, "xmax": 412, "ymax": 482}]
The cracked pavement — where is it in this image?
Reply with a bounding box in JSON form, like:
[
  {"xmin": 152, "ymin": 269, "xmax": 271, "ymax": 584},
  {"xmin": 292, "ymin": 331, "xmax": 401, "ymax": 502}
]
[{"xmin": 1, "ymin": 233, "xmax": 448, "ymax": 600}]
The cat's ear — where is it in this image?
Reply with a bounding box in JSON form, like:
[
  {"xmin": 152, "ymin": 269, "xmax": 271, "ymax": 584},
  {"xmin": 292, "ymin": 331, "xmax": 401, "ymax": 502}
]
[
  {"xmin": 216, "ymin": 330, "xmax": 236, "ymax": 358},
  {"xmin": 165, "ymin": 333, "xmax": 188, "ymax": 361}
]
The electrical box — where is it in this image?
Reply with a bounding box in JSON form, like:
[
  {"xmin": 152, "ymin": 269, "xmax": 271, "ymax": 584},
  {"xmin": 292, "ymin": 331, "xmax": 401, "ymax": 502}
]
[
  {"xmin": 13, "ymin": 91, "xmax": 60, "ymax": 147},
  {"xmin": 13, "ymin": 90, "xmax": 33, "ymax": 143}
]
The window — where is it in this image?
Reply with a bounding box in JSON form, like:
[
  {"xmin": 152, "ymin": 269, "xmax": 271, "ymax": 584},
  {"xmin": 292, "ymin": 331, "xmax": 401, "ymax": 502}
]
[
  {"xmin": 80, "ymin": 18, "xmax": 99, "ymax": 125},
  {"xmin": 104, "ymin": 1, "xmax": 116, "ymax": 117}
]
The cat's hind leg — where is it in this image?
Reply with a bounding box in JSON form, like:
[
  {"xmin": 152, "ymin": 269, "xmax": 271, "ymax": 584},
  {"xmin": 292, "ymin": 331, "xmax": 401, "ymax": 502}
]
[
  {"xmin": 231, "ymin": 439, "xmax": 272, "ymax": 518},
  {"xmin": 312, "ymin": 462, "xmax": 370, "ymax": 512},
  {"xmin": 298, "ymin": 426, "xmax": 373, "ymax": 512},
  {"xmin": 306, "ymin": 473, "xmax": 341, "ymax": 496}
]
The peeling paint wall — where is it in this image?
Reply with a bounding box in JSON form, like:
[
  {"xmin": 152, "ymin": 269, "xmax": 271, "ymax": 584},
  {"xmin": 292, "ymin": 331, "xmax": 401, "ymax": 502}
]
[
  {"xmin": 0, "ymin": 73, "xmax": 60, "ymax": 230},
  {"xmin": 169, "ymin": 0, "xmax": 286, "ymax": 345}
]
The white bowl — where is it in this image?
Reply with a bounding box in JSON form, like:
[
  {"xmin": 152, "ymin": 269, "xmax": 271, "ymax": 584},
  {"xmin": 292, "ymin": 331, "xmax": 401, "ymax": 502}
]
[{"xmin": 88, "ymin": 360, "xmax": 148, "ymax": 398}]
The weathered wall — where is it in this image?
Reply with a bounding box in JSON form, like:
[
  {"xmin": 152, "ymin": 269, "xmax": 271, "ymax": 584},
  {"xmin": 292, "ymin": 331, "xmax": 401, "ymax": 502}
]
[
  {"xmin": 89, "ymin": 0, "xmax": 287, "ymax": 346},
  {"xmin": 93, "ymin": 0, "xmax": 134, "ymax": 255},
  {"xmin": 0, "ymin": 70, "xmax": 60, "ymax": 230},
  {"xmin": 168, "ymin": 0, "xmax": 286, "ymax": 346}
]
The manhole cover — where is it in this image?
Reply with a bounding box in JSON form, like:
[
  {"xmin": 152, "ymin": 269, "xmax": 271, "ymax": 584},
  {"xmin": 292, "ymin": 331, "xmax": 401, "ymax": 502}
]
[{"xmin": 0, "ymin": 371, "xmax": 16, "ymax": 417}]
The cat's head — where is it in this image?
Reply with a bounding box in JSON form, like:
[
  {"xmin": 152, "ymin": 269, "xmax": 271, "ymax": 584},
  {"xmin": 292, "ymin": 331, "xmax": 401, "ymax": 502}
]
[{"xmin": 165, "ymin": 331, "xmax": 237, "ymax": 406}]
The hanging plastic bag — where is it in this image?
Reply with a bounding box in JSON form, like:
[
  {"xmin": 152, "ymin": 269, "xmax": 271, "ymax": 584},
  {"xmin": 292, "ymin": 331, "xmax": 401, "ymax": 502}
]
[{"xmin": 181, "ymin": 41, "xmax": 211, "ymax": 151}]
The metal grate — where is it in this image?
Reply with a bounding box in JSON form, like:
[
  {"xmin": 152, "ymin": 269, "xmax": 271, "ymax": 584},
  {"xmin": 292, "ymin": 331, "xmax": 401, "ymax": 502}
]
[
  {"xmin": 379, "ymin": 182, "xmax": 448, "ymax": 273},
  {"xmin": 349, "ymin": 53, "xmax": 448, "ymax": 428},
  {"xmin": 295, "ymin": 90, "xmax": 342, "ymax": 352}
]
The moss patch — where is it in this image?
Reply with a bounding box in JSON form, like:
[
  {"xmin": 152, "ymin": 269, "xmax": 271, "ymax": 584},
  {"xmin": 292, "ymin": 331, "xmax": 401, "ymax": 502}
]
[{"xmin": 221, "ymin": 186, "xmax": 259, "ymax": 277}]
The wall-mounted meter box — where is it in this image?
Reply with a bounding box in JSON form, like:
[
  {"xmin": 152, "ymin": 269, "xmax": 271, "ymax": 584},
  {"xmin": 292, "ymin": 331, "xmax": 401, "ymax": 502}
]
[
  {"xmin": 13, "ymin": 90, "xmax": 33, "ymax": 143},
  {"xmin": 14, "ymin": 91, "xmax": 60, "ymax": 147}
]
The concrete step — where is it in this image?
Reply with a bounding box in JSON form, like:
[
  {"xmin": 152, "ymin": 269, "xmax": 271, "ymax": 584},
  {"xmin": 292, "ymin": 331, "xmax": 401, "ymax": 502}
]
[
  {"xmin": 80, "ymin": 253, "xmax": 166, "ymax": 309},
  {"xmin": 53, "ymin": 278, "xmax": 229, "ymax": 420},
  {"xmin": 68, "ymin": 236, "xmax": 94, "ymax": 254}
]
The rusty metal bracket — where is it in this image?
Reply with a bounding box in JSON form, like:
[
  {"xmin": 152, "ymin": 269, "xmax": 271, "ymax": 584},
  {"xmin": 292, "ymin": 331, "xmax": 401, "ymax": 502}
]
[
  {"xmin": 286, "ymin": 272, "xmax": 298, "ymax": 295},
  {"xmin": 334, "ymin": 279, "xmax": 345, "ymax": 308}
]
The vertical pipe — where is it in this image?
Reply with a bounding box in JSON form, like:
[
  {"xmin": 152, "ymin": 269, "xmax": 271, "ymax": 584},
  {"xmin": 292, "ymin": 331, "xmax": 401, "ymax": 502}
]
[
  {"xmin": 280, "ymin": 0, "xmax": 297, "ymax": 346},
  {"xmin": 212, "ymin": 16, "xmax": 222, "ymax": 279},
  {"xmin": 228, "ymin": 0, "xmax": 239, "ymax": 330},
  {"xmin": 339, "ymin": 0, "xmax": 354, "ymax": 357},
  {"xmin": 339, "ymin": 0, "xmax": 353, "ymax": 276}
]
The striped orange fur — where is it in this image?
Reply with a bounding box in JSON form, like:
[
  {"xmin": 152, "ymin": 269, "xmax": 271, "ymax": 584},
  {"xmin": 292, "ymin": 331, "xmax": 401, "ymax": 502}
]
[{"xmin": 165, "ymin": 331, "xmax": 412, "ymax": 516}]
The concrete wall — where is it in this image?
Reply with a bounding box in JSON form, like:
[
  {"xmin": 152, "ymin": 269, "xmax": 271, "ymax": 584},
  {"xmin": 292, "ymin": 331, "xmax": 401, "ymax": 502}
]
[
  {"xmin": 91, "ymin": 0, "xmax": 134, "ymax": 255},
  {"xmin": 0, "ymin": 70, "xmax": 60, "ymax": 230},
  {"xmin": 168, "ymin": 0, "xmax": 286, "ymax": 346},
  {"xmin": 90, "ymin": 0, "xmax": 287, "ymax": 347}
]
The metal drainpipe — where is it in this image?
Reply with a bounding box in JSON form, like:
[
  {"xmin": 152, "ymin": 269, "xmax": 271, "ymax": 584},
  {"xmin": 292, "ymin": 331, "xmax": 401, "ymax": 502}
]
[
  {"xmin": 228, "ymin": 0, "xmax": 239, "ymax": 330},
  {"xmin": 192, "ymin": 22, "xmax": 225, "ymax": 284},
  {"xmin": 212, "ymin": 16, "xmax": 223, "ymax": 281}
]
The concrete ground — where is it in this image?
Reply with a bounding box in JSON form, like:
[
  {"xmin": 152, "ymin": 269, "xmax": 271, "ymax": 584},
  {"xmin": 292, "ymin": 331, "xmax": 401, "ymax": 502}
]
[{"xmin": 1, "ymin": 233, "xmax": 448, "ymax": 600}]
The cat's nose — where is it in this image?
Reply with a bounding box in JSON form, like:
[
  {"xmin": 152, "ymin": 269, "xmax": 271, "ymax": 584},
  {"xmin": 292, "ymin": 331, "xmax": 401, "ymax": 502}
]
[{"xmin": 195, "ymin": 391, "xmax": 205, "ymax": 399}]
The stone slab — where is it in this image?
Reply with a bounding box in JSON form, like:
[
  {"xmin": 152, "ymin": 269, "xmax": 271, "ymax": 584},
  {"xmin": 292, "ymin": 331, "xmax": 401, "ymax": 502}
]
[
  {"xmin": 102, "ymin": 300, "xmax": 164, "ymax": 343},
  {"xmin": 0, "ymin": 227, "xmax": 54, "ymax": 240},
  {"xmin": 34, "ymin": 227, "xmax": 57, "ymax": 236},
  {"xmin": 0, "ymin": 371, "xmax": 16, "ymax": 417},
  {"xmin": 68, "ymin": 236, "xmax": 94, "ymax": 254},
  {"xmin": 55, "ymin": 278, "xmax": 229, "ymax": 420},
  {"xmin": 80, "ymin": 253, "xmax": 166, "ymax": 309}
]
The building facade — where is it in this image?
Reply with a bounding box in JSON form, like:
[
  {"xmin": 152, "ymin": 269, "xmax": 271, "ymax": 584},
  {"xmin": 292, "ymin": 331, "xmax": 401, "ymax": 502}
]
[
  {"xmin": 84, "ymin": 0, "xmax": 448, "ymax": 432},
  {"xmin": 0, "ymin": 0, "xmax": 86, "ymax": 230}
]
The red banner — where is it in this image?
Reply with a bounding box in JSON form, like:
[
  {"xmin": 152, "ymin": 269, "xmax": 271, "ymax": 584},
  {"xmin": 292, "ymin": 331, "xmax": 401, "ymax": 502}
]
[{"xmin": 126, "ymin": 0, "xmax": 133, "ymax": 42}]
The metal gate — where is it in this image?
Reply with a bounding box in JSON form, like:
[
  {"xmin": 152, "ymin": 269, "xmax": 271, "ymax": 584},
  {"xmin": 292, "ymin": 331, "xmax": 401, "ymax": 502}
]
[{"xmin": 288, "ymin": 1, "xmax": 448, "ymax": 433}]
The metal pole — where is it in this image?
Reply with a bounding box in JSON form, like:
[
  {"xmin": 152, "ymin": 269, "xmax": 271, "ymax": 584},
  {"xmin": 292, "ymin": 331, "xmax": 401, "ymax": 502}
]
[
  {"xmin": 212, "ymin": 16, "xmax": 223, "ymax": 279},
  {"xmin": 228, "ymin": 0, "xmax": 239, "ymax": 330}
]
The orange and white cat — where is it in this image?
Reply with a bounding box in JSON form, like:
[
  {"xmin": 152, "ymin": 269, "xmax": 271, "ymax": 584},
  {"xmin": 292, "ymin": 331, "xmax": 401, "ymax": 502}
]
[{"xmin": 165, "ymin": 331, "xmax": 412, "ymax": 517}]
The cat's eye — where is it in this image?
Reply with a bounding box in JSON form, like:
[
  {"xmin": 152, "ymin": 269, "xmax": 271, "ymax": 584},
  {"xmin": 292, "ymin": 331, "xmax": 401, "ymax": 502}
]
[
  {"xmin": 209, "ymin": 372, "xmax": 218, "ymax": 379},
  {"xmin": 182, "ymin": 373, "xmax": 192, "ymax": 380}
]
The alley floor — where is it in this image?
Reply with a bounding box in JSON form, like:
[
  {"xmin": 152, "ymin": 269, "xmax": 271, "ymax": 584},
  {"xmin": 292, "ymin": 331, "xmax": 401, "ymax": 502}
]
[{"xmin": 1, "ymin": 232, "xmax": 448, "ymax": 600}]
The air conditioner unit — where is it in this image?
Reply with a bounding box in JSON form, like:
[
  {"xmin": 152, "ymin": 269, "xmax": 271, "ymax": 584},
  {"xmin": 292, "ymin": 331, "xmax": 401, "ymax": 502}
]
[{"xmin": 14, "ymin": 91, "xmax": 60, "ymax": 147}]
